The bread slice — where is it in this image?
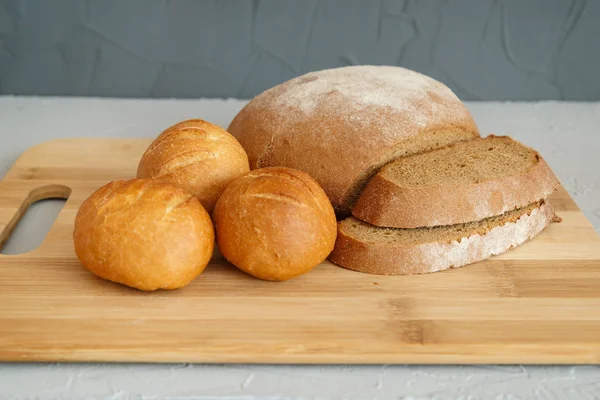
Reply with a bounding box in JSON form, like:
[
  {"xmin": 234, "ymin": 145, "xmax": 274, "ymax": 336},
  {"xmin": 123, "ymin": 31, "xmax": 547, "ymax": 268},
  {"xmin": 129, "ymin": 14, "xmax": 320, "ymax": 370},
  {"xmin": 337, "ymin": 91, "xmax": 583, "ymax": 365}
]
[
  {"xmin": 329, "ymin": 200, "xmax": 557, "ymax": 275},
  {"xmin": 352, "ymin": 135, "xmax": 558, "ymax": 228}
]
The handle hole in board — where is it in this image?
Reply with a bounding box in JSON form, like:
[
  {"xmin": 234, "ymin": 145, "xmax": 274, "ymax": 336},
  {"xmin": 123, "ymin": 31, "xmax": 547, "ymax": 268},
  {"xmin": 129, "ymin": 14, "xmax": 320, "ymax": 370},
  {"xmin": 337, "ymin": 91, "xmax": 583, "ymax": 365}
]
[{"xmin": 0, "ymin": 185, "xmax": 71, "ymax": 255}]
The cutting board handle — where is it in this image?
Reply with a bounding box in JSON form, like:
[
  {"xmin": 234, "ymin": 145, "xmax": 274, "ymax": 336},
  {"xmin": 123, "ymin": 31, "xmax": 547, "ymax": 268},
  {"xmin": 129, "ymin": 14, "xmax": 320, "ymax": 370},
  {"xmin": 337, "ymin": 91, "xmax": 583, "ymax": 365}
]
[{"xmin": 0, "ymin": 183, "xmax": 71, "ymax": 253}]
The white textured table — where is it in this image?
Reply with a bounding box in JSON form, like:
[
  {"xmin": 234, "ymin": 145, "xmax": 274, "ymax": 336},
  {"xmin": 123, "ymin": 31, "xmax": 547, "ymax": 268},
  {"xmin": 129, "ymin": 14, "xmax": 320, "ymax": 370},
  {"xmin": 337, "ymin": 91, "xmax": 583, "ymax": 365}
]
[{"xmin": 0, "ymin": 97, "xmax": 599, "ymax": 400}]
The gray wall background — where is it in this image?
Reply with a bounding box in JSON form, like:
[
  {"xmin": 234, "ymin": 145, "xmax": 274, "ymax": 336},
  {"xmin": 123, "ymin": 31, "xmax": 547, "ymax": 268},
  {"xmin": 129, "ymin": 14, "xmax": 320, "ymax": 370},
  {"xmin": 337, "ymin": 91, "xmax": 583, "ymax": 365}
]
[{"xmin": 0, "ymin": 0, "xmax": 598, "ymax": 100}]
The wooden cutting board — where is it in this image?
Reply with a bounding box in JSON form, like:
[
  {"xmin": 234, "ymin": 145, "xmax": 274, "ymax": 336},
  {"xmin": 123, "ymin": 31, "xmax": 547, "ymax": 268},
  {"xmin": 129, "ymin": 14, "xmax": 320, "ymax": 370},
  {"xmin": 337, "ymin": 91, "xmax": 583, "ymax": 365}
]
[{"xmin": 1, "ymin": 138, "xmax": 600, "ymax": 364}]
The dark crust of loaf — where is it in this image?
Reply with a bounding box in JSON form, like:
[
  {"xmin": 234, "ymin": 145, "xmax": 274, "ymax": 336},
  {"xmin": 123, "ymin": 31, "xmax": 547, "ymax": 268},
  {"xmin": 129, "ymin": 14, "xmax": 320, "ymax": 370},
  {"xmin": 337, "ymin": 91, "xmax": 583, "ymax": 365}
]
[
  {"xmin": 351, "ymin": 136, "xmax": 559, "ymax": 228},
  {"xmin": 329, "ymin": 201, "xmax": 556, "ymax": 275},
  {"xmin": 228, "ymin": 66, "xmax": 480, "ymax": 216}
]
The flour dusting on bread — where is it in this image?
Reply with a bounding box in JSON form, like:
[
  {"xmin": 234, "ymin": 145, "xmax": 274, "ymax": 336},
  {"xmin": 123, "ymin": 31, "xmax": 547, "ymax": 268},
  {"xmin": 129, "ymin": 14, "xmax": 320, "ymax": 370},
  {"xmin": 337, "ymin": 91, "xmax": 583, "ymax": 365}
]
[
  {"xmin": 265, "ymin": 65, "xmax": 460, "ymax": 128},
  {"xmin": 229, "ymin": 65, "xmax": 479, "ymax": 215}
]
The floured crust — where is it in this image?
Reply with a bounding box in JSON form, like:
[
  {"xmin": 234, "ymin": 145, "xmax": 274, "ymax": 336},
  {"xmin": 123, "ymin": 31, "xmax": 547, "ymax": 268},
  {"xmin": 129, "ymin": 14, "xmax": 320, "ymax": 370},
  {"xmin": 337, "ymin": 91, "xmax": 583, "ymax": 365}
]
[
  {"xmin": 352, "ymin": 136, "xmax": 559, "ymax": 228},
  {"xmin": 329, "ymin": 201, "xmax": 556, "ymax": 275},
  {"xmin": 228, "ymin": 65, "xmax": 479, "ymax": 215}
]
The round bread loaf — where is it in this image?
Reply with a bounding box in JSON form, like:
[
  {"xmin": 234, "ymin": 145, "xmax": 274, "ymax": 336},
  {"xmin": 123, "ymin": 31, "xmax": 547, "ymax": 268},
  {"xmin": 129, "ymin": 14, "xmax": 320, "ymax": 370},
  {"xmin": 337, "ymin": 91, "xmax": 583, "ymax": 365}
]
[
  {"xmin": 213, "ymin": 167, "xmax": 337, "ymax": 281},
  {"xmin": 228, "ymin": 65, "xmax": 479, "ymax": 215},
  {"xmin": 73, "ymin": 179, "xmax": 214, "ymax": 291},
  {"xmin": 137, "ymin": 119, "xmax": 250, "ymax": 213}
]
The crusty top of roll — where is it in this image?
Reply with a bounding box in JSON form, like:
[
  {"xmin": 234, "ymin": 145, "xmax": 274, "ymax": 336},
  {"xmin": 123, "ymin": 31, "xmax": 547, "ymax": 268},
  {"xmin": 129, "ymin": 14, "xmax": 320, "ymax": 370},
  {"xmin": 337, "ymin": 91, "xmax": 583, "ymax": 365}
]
[
  {"xmin": 137, "ymin": 119, "xmax": 250, "ymax": 213},
  {"xmin": 213, "ymin": 167, "xmax": 337, "ymax": 281},
  {"xmin": 73, "ymin": 179, "xmax": 214, "ymax": 291},
  {"xmin": 228, "ymin": 65, "xmax": 479, "ymax": 215}
]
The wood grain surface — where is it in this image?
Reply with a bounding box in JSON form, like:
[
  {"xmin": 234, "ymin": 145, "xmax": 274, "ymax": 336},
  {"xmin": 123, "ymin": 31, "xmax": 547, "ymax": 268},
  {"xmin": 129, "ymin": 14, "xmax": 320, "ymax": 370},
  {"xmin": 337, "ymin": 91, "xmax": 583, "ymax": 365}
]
[{"xmin": 1, "ymin": 138, "xmax": 599, "ymax": 364}]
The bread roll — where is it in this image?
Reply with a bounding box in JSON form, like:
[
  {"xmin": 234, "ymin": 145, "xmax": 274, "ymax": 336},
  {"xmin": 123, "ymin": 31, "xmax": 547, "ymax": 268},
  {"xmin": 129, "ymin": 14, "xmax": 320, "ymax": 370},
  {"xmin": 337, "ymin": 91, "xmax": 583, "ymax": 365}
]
[
  {"xmin": 73, "ymin": 179, "xmax": 214, "ymax": 291},
  {"xmin": 213, "ymin": 167, "xmax": 337, "ymax": 281},
  {"xmin": 228, "ymin": 65, "xmax": 479, "ymax": 215},
  {"xmin": 137, "ymin": 119, "xmax": 250, "ymax": 213}
]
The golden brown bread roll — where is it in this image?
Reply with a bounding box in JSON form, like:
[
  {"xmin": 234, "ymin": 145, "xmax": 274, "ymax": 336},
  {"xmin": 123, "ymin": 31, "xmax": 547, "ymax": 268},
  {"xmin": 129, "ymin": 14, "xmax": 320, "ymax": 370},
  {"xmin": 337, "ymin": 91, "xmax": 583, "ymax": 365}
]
[
  {"xmin": 73, "ymin": 179, "xmax": 214, "ymax": 291},
  {"xmin": 137, "ymin": 119, "xmax": 250, "ymax": 213},
  {"xmin": 213, "ymin": 167, "xmax": 337, "ymax": 281}
]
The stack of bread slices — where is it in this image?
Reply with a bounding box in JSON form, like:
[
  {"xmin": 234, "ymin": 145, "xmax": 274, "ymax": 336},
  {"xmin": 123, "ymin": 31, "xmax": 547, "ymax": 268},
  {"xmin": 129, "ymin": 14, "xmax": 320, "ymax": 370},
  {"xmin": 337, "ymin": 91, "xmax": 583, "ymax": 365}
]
[
  {"xmin": 229, "ymin": 65, "xmax": 560, "ymax": 275},
  {"xmin": 331, "ymin": 135, "xmax": 559, "ymax": 274}
]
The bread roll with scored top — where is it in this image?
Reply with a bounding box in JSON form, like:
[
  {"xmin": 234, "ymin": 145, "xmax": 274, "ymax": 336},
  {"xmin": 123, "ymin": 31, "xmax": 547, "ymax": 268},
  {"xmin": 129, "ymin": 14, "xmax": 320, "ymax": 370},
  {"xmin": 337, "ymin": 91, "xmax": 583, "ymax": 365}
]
[
  {"xmin": 330, "ymin": 201, "xmax": 558, "ymax": 275},
  {"xmin": 73, "ymin": 179, "xmax": 214, "ymax": 291},
  {"xmin": 213, "ymin": 167, "xmax": 337, "ymax": 281},
  {"xmin": 352, "ymin": 135, "xmax": 559, "ymax": 228},
  {"xmin": 137, "ymin": 119, "xmax": 250, "ymax": 213},
  {"xmin": 228, "ymin": 65, "xmax": 479, "ymax": 215}
]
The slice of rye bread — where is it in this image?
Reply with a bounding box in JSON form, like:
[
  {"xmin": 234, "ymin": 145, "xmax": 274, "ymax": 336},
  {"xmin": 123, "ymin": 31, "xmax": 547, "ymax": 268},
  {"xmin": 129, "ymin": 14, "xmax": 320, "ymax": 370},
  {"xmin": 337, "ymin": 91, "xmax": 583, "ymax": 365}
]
[
  {"xmin": 351, "ymin": 135, "xmax": 559, "ymax": 228},
  {"xmin": 329, "ymin": 200, "xmax": 558, "ymax": 275}
]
